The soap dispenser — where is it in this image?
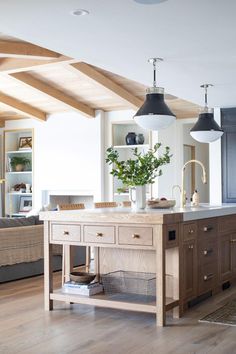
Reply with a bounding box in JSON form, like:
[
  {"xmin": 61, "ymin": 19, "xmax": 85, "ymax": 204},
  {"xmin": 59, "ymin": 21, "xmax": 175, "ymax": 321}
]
[{"xmin": 191, "ymin": 190, "xmax": 199, "ymax": 206}]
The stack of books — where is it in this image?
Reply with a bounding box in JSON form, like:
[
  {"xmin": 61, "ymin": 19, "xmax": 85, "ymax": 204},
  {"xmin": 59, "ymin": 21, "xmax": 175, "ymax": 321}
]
[{"xmin": 62, "ymin": 281, "xmax": 104, "ymax": 296}]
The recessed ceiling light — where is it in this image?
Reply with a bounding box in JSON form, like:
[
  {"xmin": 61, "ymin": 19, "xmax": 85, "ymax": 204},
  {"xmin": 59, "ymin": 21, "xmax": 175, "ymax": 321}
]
[
  {"xmin": 71, "ymin": 9, "xmax": 89, "ymax": 16},
  {"xmin": 134, "ymin": 0, "xmax": 168, "ymax": 4}
]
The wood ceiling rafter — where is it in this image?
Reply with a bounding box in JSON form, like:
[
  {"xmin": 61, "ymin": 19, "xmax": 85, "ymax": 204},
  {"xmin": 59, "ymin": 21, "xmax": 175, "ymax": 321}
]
[
  {"xmin": 70, "ymin": 62, "xmax": 144, "ymax": 109},
  {"xmin": 0, "ymin": 92, "xmax": 47, "ymax": 121},
  {"xmin": 0, "ymin": 55, "xmax": 73, "ymax": 74},
  {"xmin": 0, "ymin": 40, "xmax": 61, "ymax": 59},
  {"xmin": 0, "ymin": 34, "xmax": 200, "ymax": 123},
  {"xmin": 10, "ymin": 72, "xmax": 95, "ymax": 118}
]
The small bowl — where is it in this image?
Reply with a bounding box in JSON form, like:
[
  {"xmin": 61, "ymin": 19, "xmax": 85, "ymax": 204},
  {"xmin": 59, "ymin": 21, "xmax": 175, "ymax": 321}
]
[
  {"xmin": 70, "ymin": 272, "xmax": 96, "ymax": 284},
  {"xmin": 147, "ymin": 199, "xmax": 176, "ymax": 209}
]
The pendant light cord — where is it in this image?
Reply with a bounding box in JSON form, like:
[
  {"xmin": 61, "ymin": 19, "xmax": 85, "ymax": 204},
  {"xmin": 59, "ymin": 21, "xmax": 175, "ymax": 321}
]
[
  {"xmin": 153, "ymin": 59, "xmax": 157, "ymax": 88},
  {"xmin": 204, "ymin": 85, "xmax": 208, "ymax": 108},
  {"xmin": 201, "ymin": 83, "xmax": 213, "ymax": 110}
]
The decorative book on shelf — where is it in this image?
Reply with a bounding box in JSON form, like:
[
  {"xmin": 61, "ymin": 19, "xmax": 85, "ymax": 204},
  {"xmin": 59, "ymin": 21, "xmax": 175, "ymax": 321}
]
[{"xmin": 62, "ymin": 281, "xmax": 103, "ymax": 296}]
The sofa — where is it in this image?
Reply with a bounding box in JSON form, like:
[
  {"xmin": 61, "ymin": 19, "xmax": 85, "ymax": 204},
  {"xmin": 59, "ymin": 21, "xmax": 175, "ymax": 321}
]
[{"xmin": 0, "ymin": 216, "xmax": 85, "ymax": 283}]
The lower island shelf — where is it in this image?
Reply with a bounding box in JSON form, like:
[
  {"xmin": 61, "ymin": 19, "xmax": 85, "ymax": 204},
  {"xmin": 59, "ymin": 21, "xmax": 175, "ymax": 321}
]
[{"xmin": 50, "ymin": 289, "xmax": 179, "ymax": 314}]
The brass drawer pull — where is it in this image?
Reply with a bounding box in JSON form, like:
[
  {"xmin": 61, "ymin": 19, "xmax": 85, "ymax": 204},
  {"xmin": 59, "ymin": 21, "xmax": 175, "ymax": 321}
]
[
  {"xmin": 188, "ymin": 244, "xmax": 194, "ymax": 249},
  {"xmin": 132, "ymin": 234, "xmax": 140, "ymax": 239},
  {"xmin": 96, "ymin": 232, "xmax": 103, "ymax": 237},
  {"xmin": 203, "ymin": 226, "xmax": 213, "ymax": 232},
  {"xmin": 63, "ymin": 231, "xmax": 70, "ymax": 235},
  {"xmin": 231, "ymin": 239, "xmax": 236, "ymax": 243},
  {"xmin": 204, "ymin": 273, "xmax": 214, "ymax": 281},
  {"xmin": 188, "ymin": 229, "xmax": 194, "ymax": 234},
  {"xmin": 203, "ymin": 248, "xmax": 213, "ymax": 256}
]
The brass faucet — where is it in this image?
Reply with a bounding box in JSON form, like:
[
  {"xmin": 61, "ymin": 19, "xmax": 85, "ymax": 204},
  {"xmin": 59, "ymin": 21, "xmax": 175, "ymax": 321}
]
[
  {"xmin": 181, "ymin": 160, "xmax": 207, "ymax": 208},
  {"xmin": 172, "ymin": 185, "xmax": 181, "ymax": 198}
]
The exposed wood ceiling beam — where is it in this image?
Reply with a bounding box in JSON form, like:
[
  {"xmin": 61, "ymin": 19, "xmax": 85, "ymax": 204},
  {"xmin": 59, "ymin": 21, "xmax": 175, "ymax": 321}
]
[
  {"xmin": 0, "ymin": 40, "xmax": 61, "ymax": 59},
  {"xmin": 10, "ymin": 72, "xmax": 95, "ymax": 118},
  {"xmin": 0, "ymin": 56, "xmax": 72, "ymax": 74},
  {"xmin": 0, "ymin": 92, "xmax": 47, "ymax": 121},
  {"xmin": 70, "ymin": 62, "xmax": 143, "ymax": 109}
]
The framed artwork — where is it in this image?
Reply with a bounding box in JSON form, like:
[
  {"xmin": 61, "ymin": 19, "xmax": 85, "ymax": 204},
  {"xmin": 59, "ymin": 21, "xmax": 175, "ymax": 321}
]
[
  {"xmin": 19, "ymin": 196, "xmax": 32, "ymax": 212},
  {"xmin": 19, "ymin": 137, "xmax": 32, "ymax": 150}
]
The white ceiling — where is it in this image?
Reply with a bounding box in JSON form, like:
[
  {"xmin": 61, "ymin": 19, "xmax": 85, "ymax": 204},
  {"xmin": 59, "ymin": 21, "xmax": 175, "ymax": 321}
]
[{"xmin": 0, "ymin": 0, "xmax": 235, "ymax": 107}]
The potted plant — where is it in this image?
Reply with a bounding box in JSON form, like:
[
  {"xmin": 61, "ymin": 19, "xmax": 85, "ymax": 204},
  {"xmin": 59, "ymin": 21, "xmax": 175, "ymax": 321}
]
[
  {"xmin": 10, "ymin": 156, "xmax": 31, "ymax": 172},
  {"xmin": 106, "ymin": 143, "xmax": 172, "ymax": 210}
]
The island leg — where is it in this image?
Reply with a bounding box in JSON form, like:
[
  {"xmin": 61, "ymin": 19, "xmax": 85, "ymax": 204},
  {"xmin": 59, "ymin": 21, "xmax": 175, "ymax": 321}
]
[
  {"xmin": 64, "ymin": 245, "xmax": 74, "ymax": 282},
  {"xmin": 156, "ymin": 227, "xmax": 166, "ymax": 326},
  {"xmin": 44, "ymin": 221, "xmax": 53, "ymax": 311},
  {"xmin": 172, "ymin": 246, "xmax": 183, "ymax": 318}
]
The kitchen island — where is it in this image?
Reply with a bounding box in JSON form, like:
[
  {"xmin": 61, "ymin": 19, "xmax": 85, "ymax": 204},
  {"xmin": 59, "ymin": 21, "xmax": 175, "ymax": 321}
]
[{"xmin": 41, "ymin": 204, "xmax": 236, "ymax": 327}]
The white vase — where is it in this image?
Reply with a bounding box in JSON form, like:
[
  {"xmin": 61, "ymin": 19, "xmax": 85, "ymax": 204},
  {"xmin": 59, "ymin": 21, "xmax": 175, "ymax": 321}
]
[{"xmin": 129, "ymin": 185, "xmax": 146, "ymax": 211}]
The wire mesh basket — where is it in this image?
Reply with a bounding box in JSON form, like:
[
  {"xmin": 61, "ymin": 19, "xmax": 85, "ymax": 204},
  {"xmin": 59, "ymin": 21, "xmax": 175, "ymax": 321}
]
[{"xmin": 101, "ymin": 271, "xmax": 156, "ymax": 298}]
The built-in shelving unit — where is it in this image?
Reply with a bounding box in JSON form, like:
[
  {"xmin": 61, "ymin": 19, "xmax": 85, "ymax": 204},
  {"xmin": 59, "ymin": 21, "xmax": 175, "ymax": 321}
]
[
  {"xmin": 4, "ymin": 129, "xmax": 34, "ymax": 217},
  {"xmin": 110, "ymin": 122, "xmax": 152, "ymax": 203}
]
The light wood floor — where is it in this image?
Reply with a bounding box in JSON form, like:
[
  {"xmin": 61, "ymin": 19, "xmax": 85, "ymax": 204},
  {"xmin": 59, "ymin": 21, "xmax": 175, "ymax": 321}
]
[{"xmin": 1, "ymin": 274, "xmax": 236, "ymax": 354}]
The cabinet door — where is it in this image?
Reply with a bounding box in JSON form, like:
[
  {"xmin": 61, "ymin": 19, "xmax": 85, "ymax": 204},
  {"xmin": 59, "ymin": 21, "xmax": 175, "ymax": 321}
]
[
  {"xmin": 183, "ymin": 240, "xmax": 197, "ymax": 300},
  {"xmin": 221, "ymin": 108, "xmax": 236, "ymax": 203},
  {"xmin": 220, "ymin": 234, "xmax": 232, "ymax": 281},
  {"xmin": 231, "ymin": 233, "xmax": 236, "ymax": 274}
]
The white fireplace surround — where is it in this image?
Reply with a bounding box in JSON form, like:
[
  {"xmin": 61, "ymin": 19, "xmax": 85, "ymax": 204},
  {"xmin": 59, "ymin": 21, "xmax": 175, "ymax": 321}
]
[{"xmin": 42, "ymin": 190, "xmax": 95, "ymax": 210}]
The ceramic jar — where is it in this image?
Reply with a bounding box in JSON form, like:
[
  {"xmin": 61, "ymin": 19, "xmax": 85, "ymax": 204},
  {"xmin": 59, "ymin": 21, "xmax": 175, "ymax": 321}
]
[
  {"xmin": 125, "ymin": 132, "xmax": 136, "ymax": 145},
  {"xmin": 135, "ymin": 133, "xmax": 145, "ymax": 145},
  {"xmin": 129, "ymin": 185, "xmax": 146, "ymax": 210}
]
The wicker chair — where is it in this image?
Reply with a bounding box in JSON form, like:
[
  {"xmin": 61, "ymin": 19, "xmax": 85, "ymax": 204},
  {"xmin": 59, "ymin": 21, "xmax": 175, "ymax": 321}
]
[{"xmin": 94, "ymin": 202, "xmax": 118, "ymax": 209}]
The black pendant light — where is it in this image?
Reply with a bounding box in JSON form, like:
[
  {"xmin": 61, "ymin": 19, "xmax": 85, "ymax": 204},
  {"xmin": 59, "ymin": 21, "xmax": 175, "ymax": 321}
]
[
  {"xmin": 190, "ymin": 84, "xmax": 223, "ymax": 143},
  {"xmin": 134, "ymin": 58, "xmax": 176, "ymax": 130}
]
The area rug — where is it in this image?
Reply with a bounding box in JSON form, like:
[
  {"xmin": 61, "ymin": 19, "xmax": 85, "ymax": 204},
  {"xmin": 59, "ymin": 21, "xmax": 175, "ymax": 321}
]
[{"xmin": 200, "ymin": 299, "xmax": 236, "ymax": 326}]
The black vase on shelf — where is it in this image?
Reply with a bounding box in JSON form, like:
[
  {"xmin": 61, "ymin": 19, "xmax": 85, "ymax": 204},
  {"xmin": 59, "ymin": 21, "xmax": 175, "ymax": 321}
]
[
  {"xmin": 135, "ymin": 133, "xmax": 145, "ymax": 145},
  {"xmin": 125, "ymin": 132, "xmax": 136, "ymax": 145}
]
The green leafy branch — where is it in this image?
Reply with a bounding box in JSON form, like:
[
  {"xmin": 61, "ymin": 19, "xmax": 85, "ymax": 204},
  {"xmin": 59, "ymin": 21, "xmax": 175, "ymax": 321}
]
[{"xmin": 106, "ymin": 143, "xmax": 172, "ymax": 189}]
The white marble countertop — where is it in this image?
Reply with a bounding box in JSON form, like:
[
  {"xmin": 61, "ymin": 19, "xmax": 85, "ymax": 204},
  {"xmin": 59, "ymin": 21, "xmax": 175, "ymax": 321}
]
[
  {"xmin": 175, "ymin": 203, "xmax": 236, "ymax": 221},
  {"xmin": 40, "ymin": 203, "xmax": 236, "ymax": 223}
]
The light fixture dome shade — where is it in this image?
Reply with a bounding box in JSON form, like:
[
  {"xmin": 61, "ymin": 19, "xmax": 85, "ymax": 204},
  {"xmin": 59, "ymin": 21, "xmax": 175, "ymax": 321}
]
[
  {"xmin": 134, "ymin": 93, "xmax": 176, "ymax": 130},
  {"xmin": 190, "ymin": 112, "xmax": 223, "ymax": 143}
]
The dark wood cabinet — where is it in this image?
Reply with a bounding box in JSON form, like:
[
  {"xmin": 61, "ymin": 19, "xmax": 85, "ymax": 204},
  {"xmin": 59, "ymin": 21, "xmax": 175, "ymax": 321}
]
[
  {"xmin": 183, "ymin": 239, "xmax": 197, "ymax": 300},
  {"xmin": 219, "ymin": 232, "xmax": 236, "ymax": 281},
  {"xmin": 221, "ymin": 108, "xmax": 236, "ymax": 203},
  {"xmin": 220, "ymin": 233, "xmax": 232, "ymax": 281}
]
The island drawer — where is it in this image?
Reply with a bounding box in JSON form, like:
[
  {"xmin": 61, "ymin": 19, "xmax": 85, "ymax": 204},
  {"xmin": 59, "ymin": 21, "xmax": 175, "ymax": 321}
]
[
  {"xmin": 83, "ymin": 225, "xmax": 115, "ymax": 244},
  {"xmin": 198, "ymin": 262, "xmax": 218, "ymax": 294},
  {"xmin": 183, "ymin": 222, "xmax": 197, "ymax": 241},
  {"xmin": 219, "ymin": 215, "xmax": 236, "ymax": 234},
  {"xmin": 118, "ymin": 226, "xmax": 153, "ymax": 246},
  {"xmin": 51, "ymin": 223, "xmax": 81, "ymax": 242},
  {"xmin": 198, "ymin": 218, "xmax": 217, "ymax": 238},
  {"xmin": 198, "ymin": 239, "xmax": 218, "ymax": 266}
]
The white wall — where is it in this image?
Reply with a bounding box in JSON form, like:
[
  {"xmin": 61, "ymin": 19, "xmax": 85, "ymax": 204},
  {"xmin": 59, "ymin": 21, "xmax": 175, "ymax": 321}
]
[
  {"xmin": 2, "ymin": 111, "xmax": 105, "ymax": 209},
  {"xmin": 104, "ymin": 109, "xmax": 136, "ymax": 201},
  {"xmin": 2, "ymin": 107, "xmax": 218, "ymax": 210},
  {"xmin": 182, "ymin": 124, "xmax": 209, "ymax": 203},
  {"xmin": 104, "ymin": 110, "xmax": 210, "ymax": 205},
  {"xmin": 156, "ymin": 119, "xmax": 209, "ymax": 204},
  {"xmin": 209, "ymin": 108, "xmax": 222, "ymax": 205}
]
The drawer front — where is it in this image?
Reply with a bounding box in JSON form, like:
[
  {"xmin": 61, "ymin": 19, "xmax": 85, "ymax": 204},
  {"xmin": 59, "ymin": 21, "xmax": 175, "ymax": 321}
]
[
  {"xmin": 118, "ymin": 226, "xmax": 153, "ymax": 246},
  {"xmin": 199, "ymin": 239, "xmax": 218, "ymax": 266},
  {"xmin": 219, "ymin": 215, "xmax": 236, "ymax": 234},
  {"xmin": 198, "ymin": 262, "xmax": 218, "ymax": 294},
  {"xmin": 183, "ymin": 222, "xmax": 197, "ymax": 241},
  {"xmin": 84, "ymin": 225, "xmax": 115, "ymax": 244},
  {"xmin": 198, "ymin": 218, "xmax": 217, "ymax": 239},
  {"xmin": 51, "ymin": 223, "xmax": 81, "ymax": 242}
]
